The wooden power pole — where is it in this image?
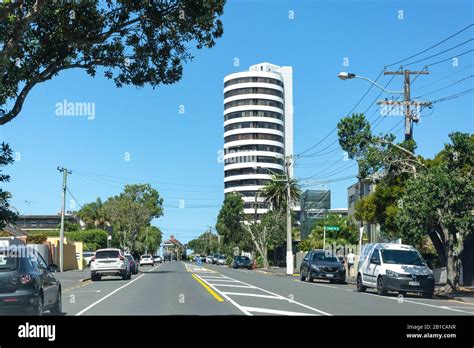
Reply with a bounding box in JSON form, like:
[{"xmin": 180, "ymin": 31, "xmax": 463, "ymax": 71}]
[{"xmin": 378, "ymin": 70, "xmax": 432, "ymax": 141}]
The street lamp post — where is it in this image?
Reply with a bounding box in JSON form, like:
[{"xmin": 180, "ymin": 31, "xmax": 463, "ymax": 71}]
[{"xmin": 337, "ymin": 72, "xmax": 403, "ymax": 94}]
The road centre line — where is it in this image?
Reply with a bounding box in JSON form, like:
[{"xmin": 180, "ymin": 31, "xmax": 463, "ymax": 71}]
[
  {"xmin": 75, "ymin": 264, "xmax": 161, "ymax": 316},
  {"xmin": 191, "ymin": 274, "xmax": 224, "ymax": 302},
  {"xmin": 208, "ymin": 284, "xmax": 256, "ymax": 288},
  {"xmin": 193, "ymin": 274, "xmax": 253, "ymax": 315}
]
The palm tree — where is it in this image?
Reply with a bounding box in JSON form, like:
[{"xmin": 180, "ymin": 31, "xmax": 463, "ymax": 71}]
[{"xmin": 260, "ymin": 174, "xmax": 301, "ymax": 210}]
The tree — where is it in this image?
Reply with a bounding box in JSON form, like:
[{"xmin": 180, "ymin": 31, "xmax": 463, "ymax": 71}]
[
  {"xmin": 300, "ymin": 214, "xmax": 358, "ymax": 251},
  {"xmin": 104, "ymin": 184, "xmax": 163, "ymax": 251},
  {"xmin": 0, "ymin": 142, "xmax": 17, "ymax": 229},
  {"xmin": 188, "ymin": 230, "xmax": 219, "ymax": 255},
  {"xmin": 396, "ymin": 133, "xmax": 474, "ymax": 291},
  {"xmin": 243, "ymin": 209, "xmax": 286, "ymax": 268},
  {"xmin": 0, "ymin": 0, "xmax": 225, "ymax": 125},
  {"xmin": 215, "ymin": 192, "xmax": 248, "ymax": 249},
  {"xmin": 135, "ymin": 225, "xmax": 162, "ymax": 255},
  {"xmin": 260, "ymin": 174, "xmax": 301, "ymax": 210},
  {"xmin": 77, "ymin": 198, "xmax": 108, "ymax": 229}
]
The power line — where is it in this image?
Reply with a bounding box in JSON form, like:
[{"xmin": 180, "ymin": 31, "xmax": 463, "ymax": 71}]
[
  {"xmin": 66, "ymin": 187, "xmax": 83, "ymax": 209},
  {"xmin": 431, "ymin": 88, "xmax": 474, "ymax": 103},
  {"xmin": 414, "ymin": 62, "xmax": 474, "ymax": 90},
  {"xmin": 426, "ymin": 49, "xmax": 474, "ymax": 67},
  {"xmin": 415, "ymin": 74, "xmax": 474, "ymax": 98},
  {"xmin": 402, "ymin": 38, "xmax": 473, "ymax": 67},
  {"xmin": 385, "ymin": 23, "xmax": 474, "ymax": 67}
]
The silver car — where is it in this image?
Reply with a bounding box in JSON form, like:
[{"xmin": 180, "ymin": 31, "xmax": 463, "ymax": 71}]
[
  {"xmin": 90, "ymin": 248, "xmax": 131, "ymax": 281},
  {"xmin": 216, "ymin": 255, "xmax": 226, "ymax": 265}
]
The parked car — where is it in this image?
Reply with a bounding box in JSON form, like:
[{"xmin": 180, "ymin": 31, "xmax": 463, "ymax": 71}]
[
  {"xmin": 90, "ymin": 248, "xmax": 131, "ymax": 281},
  {"xmin": 356, "ymin": 243, "xmax": 435, "ymax": 298},
  {"xmin": 83, "ymin": 251, "xmax": 95, "ymax": 267},
  {"xmin": 216, "ymin": 255, "xmax": 226, "ymax": 265},
  {"xmin": 140, "ymin": 254, "xmax": 154, "ymax": 267},
  {"xmin": 205, "ymin": 255, "xmax": 213, "ymax": 264},
  {"xmin": 153, "ymin": 255, "xmax": 162, "ymax": 264},
  {"xmin": 300, "ymin": 250, "xmax": 346, "ymax": 284},
  {"xmin": 211, "ymin": 253, "xmax": 220, "ymax": 264},
  {"xmin": 232, "ymin": 256, "xmax": 252, "ymax": 269},
  {"xmin": 0, "ymin": 245, "xmax": 62, "ymax": 315},
  {"xmin": 125, "ymin": 254, "xmax": 139, "ymax": 275},
  {"xmin": 163, "ymin": 254, "xmax": 171, "ymax": 262}
]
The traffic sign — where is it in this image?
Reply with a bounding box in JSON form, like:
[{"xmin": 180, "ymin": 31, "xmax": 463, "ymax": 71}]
[{"xmin": 324, "ymin": 226, "xmax": 340, "ymax": 231}]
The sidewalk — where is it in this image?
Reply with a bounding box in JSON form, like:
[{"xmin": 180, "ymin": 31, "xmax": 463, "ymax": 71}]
[{"xmin": 54, "ymin": 269, "xmax": 91, "ymax": 289}]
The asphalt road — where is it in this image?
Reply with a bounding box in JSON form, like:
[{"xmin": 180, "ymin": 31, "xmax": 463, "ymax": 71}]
[{"xmin": 60, "ymin": 261, "xmax": 474, "ymax": 316}]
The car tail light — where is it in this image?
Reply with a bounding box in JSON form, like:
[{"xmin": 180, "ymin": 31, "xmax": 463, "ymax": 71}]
[
  {"xmin": 20, "ymin": 275, "xmax": 33, "ymax": 284},
  {"xmin": 91, "ymin": 257, "xmax": 96, "ymax": 262},
  {"xmin": 119, "ymin": 255, "xmax": 124, "ymax": 261}
]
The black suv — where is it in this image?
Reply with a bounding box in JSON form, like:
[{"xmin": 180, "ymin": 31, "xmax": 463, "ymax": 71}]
[
  {"xmin": 0, "ymin": 246, "xmax": 62, "ymax": 315},
  {"xmin": 300, "ymin": 250, "xmax": 346, "ymax": 284}
]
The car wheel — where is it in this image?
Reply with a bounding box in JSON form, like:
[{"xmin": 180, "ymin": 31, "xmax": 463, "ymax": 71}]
[
  {"xmin": 50, "ymin": 288, "xmax": 62, "ymax": 315},
  {"xmin": 356, "ymin": 274, "xmax": 366, "ymax": 292},
  {"xmin": 377, "ymin": 276, "xmax": 387, "ymax": 296},
  {"xmin": 122, "ymin": 271, "xmax": 128, "ymax": 280},
  {"xmin": 91, "ymin": 273, "xmax": 98, "ymax": 281},
  {"xmin": 329, "ymin": 279, "xmax": 335, "ymax": 284},
  {"xmin": 34, "ymin": 294, "xmax": 44, "ymax": 316},
  {"xmin": 422, "ymin": 291, "xmax": 433, "ymax": 299},
  {"xmin": 306, "ymin": 268, "xmax": 313, "ymax": 283},
  {"xmin": 300, "ymin": 269, "xmax": 306, "ymax": 281}
]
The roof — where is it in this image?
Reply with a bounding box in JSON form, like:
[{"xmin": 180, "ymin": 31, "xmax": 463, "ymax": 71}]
[{"xmin": 1, "ymin": 223, "xmax": 27, "ymax": 236}]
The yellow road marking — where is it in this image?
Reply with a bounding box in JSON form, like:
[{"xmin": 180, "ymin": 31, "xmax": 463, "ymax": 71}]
[{"xmin": 192, "ymin": 274, "xmax": 224, "ymax": 302}]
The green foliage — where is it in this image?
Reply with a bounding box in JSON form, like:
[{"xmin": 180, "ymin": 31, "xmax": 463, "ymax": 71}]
[
  {"xmin": 188, "ymin": 231, "xmax": 219, "ymax": 255},
  {"xmin": 216, "ymin": 192, "xmax": 248, "ymax": 249},
  {"xmin": 0, "ymin": 142, "xmax": 17, "ymax": 229},
  {"xmin": 300, "ymin": 214, "xmax": 358, "ymax": 252},
  {"xmin": 57, "ymin": 221, "xmax": 80, "ymax": 232},
  {"xmin": 260, "ymin": 174, "xmax": 301, "ymax": 210},
  {"xmin": 337, "ymin": 113, "xmax": 372, "ymax": 161},
  {"xmin": 135, "ymin": 225, "xmax": 163, "ymax": 254},
  {"xmin": 77, "ymin": 198, "xmax": 107, "ymax": 229},
  {"xmin": 395, "ymin": 132, "xmax": 473, "ymax": 290},
  {"xmin": 104, "ymin": 184, "xmax": 163, "ymax": 251},
  {"xmin": 67, "ymin": 229, "xmax": 108, "ymax": 251},
  {"xmin": 0, "ymin": 0, "xmax": 226, "ymax": 125},
  {"xmin": 26, "ymin": 234, "xmax": 47, "ymax": 244}
]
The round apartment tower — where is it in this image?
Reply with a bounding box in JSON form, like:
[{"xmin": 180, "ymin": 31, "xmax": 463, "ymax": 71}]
[{"xmin": 223, "ymin": 62, "xmax": 294, "ymax": 220}]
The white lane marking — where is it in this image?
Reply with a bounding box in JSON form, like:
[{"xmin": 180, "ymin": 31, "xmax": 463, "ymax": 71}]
[
  {"xmin": 195, "ymin": 273, "xmax": 332, "ymax": 316},
  {"xmin": 193, "ymin": 274, "xmax": 253, "ymax": 316},
  {"xmin": 200, "ymin": 279, "xmax": 240, "ymax": 283},
  {"xmin": 221, "ymin": 292, "xmax": 282, "ymax": 300},
  {"xmin": 76, "ymin": 264, "xmax": 161, "ymax": 316},
  {"xmin": 208, "ymin": 284, "xmax": 256, "ymax": 288},
  {"xmin": 302, "ymin": 282, "xmax": 341, "ymax": 290},
  {"xmin": 199, "ymin": 276, "xmax": 232, "ymax": 280},
  {"xmin": 69, "ymin": 290, "xmax": 102, "ymax": 293},
  {"xmin": 361, "ymin": 292, "xmax": 473, "ymax": 315},
  {"xmin": 242, "ymin": 306, "xmax": 315, "ymax": 316}
]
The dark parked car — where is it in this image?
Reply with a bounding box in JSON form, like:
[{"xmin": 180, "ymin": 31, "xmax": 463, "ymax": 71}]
[
  {"xmin": 125, "ymin": 254, "xmax": 139, "ymax": 275},
  {"xmin": 0, "ymin": 246, "xmax": 62, "ymax": 315},
  {"xmin": 232, "ymin": 256, "xmax": 252, "ymax": 270},
  {"xmin": 300, "ymin": 250, "xmax": 346, "ymax": 284}
]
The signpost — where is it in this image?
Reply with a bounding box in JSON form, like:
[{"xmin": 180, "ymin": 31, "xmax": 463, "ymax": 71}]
[{"xmin": 323, "ymin": 226, "xmax": 340, "ymax": 251}]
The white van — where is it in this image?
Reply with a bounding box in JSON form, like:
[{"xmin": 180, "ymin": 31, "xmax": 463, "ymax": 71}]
[{"xmin": 356, "ymin": 243, "xmax": 435, "ymax": 298}]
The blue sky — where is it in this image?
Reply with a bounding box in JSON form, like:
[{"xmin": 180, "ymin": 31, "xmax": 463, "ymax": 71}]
[{"xmin": 1, "ymin": 0, "xmax": 473, "ymax": 244}]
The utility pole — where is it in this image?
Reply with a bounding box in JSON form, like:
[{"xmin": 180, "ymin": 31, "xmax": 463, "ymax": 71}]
[
  {"xmin": 285, "ymin": 155, "xmax": 293, "ymax": 276},
  {"xmin": 254, "ymin": 191, "xmax": 258, "ymax": 223},
  {"xmin": 378, "ymin": 70, "xmax": 431, "ymax": 141},
  {"xmin": 57, "ymin": 167, "xmax": 71, "ymax": 272}
]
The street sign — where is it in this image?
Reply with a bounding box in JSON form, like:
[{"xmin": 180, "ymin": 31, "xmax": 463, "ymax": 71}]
[{"xmin": 324, "ymin": 226, "xmax": 340, "ymax": 231}]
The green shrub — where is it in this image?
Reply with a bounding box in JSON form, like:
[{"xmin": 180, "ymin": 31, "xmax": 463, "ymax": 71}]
[
  {"xmin": 27, "ymin": 235, "xmax": 47, "ymax": 244},
  {"xmin": 256, "ymin": 255, "xmax": 264, "ymax": 268}
]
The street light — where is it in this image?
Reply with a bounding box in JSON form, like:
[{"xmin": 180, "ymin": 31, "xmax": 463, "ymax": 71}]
[{"xmin": 338, "ymin": 71, "xmax": 403, "ymax": 94}]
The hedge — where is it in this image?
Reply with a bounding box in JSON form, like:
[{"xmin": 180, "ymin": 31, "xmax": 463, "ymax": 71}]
[{"xmin": 26, "ymin": 229, "xmax": 108, "ymax": 251}]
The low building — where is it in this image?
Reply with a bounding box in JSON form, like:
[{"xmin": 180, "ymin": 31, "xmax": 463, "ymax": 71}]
[
  {"xmin": 15, "ymin": 214, "xmax": 81, "ymax": 232},
  {"xmin": 347, "ymin": 176, "xmax": 381, "ymax": 243},
  {"xmin": 162, "ymin": 235, "xmax": 184, "ymax": 260}
]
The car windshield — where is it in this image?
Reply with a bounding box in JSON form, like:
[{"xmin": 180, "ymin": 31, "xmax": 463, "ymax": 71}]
[
  {"xmin": 236, "ymin": 256, "xmax": 249, "ymax": 261},
  {"xmin": 95, "ymin": 250, "xmax": 120, "ymax": 259},
  {"xmin": 311, "ymin": 253, "xmax": 339, "ymax": 262},
  {"xmin": 142, "ymin": 255, "xmax": 151, "ymax": 258},
  {"xmin": 381, "ymin": 250, "xmax": 425, "ymax": 266},
  {"xmin": 0, "ymin": 250, "xmax": 18, "ymax": 271}
]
